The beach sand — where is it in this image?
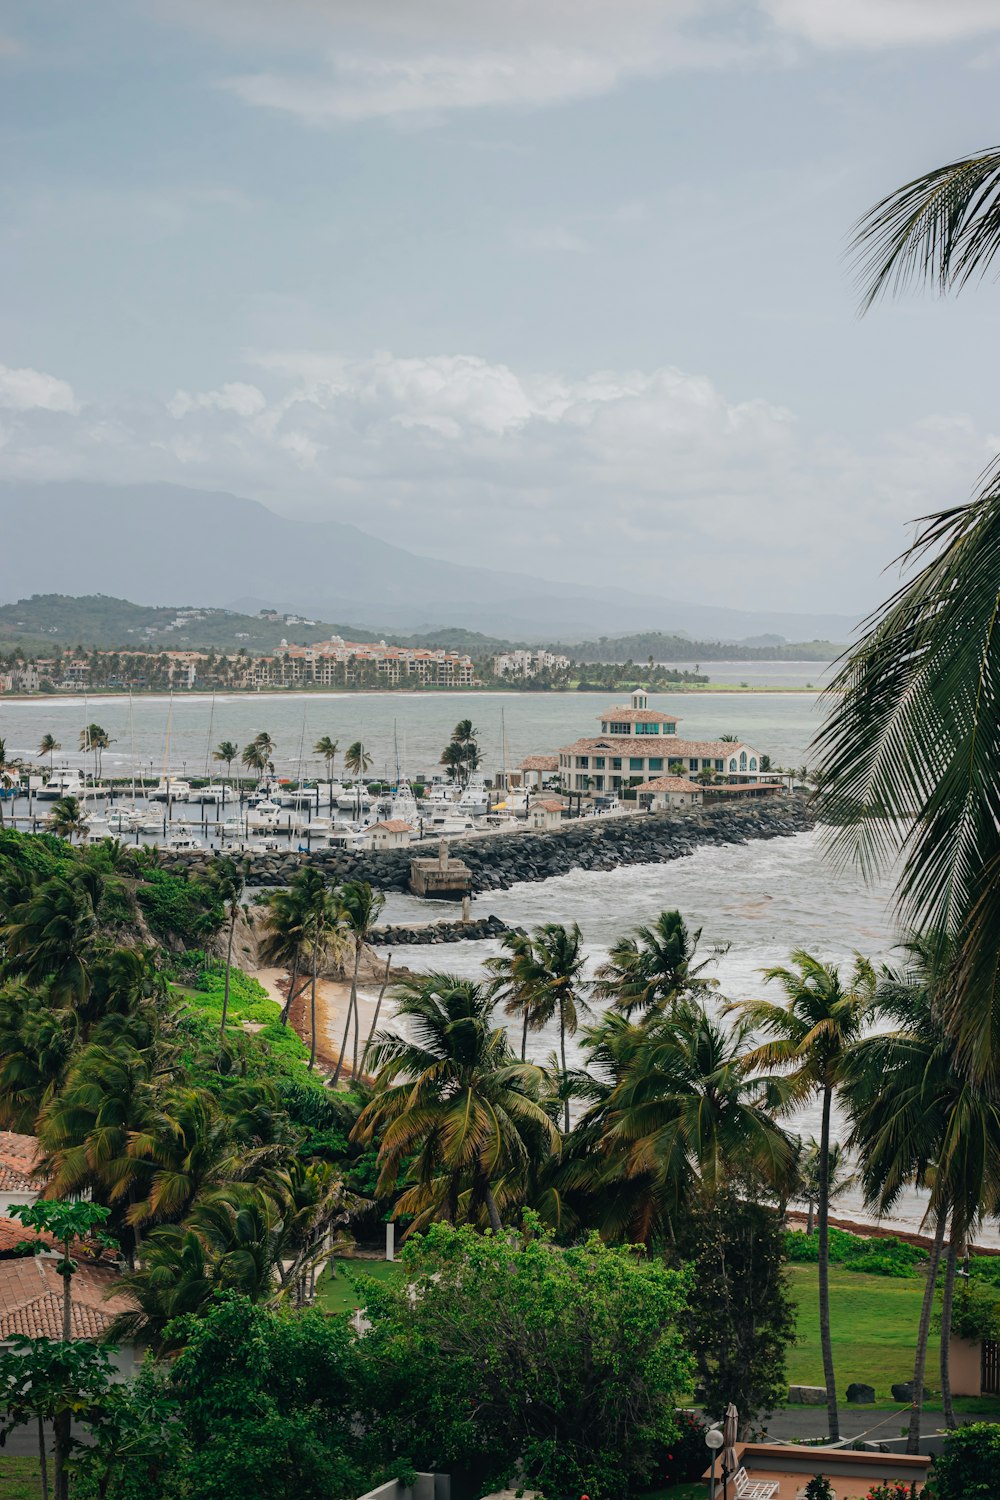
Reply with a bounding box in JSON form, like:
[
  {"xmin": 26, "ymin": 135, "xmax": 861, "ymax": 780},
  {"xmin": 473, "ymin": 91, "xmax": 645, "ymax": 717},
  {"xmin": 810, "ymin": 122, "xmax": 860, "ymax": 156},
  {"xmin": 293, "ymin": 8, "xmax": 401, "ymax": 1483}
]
[{"xmin": 257, "ymin": 957, "xmax": 397, "ymax": 1084}]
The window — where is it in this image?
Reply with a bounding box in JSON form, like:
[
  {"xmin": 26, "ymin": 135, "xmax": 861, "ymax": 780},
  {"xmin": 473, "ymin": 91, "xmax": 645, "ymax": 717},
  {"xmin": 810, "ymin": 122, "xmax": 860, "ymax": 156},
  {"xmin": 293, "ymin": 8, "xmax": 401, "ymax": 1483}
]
[
  {"xmin": 635, "ymin": 722, "xmax": 660, "ymax": 735},
  {"xmin": 663, "ymin": 721, "xmax": 677, "ymax": 734},
  {"xmin": 740, "ymin": 751, "xmax": 747, "ymax": 771},
  {"xmin": 715, "ymin": 759, "xmax": 724, "ymax": 771},
  {"xmin": 749, "ymin": 757, "xmax": 757, "ymax": 771},
  {"xmin": 600, "ymin": 722, "xmax": 608, "ymax": 733},
  {"xmin": 611, "ymin": 757, "xmax": 622, "ymax": 770},
  {"xmin": 609, "ymin": 721, "xmax": 631, "ymax": 735},
  {"xmin": 594, "ymin": 756, "xmax": 605, "ymax": 768},
  {"xmin": 575, "ymin": 756, "xmax": 589, "ymax": 769},
  {"xmin": 729, "ymin": 758, "xmax": 737, "ymax": 772},
  {"xmin": 689, "ymin": 758, "xmax": 698, "ymax": 771},
  {"xmin": 629, "ymin": 757, "xmax": 644, "ymax": 771},
  {"xmin": 575, "ymin": 774, "xmax": 589, "ymax": 789},
  {"xmin": 647, "ymin": 757, "xmax": 663, "ymax": 771}
]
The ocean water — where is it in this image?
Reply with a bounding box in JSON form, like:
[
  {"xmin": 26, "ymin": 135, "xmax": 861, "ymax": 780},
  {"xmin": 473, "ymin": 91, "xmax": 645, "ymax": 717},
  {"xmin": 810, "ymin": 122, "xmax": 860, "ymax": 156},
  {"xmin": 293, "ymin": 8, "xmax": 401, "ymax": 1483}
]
[{"xmin": 0, "ymin": 685, "xmax": 827, "ymax": 782}]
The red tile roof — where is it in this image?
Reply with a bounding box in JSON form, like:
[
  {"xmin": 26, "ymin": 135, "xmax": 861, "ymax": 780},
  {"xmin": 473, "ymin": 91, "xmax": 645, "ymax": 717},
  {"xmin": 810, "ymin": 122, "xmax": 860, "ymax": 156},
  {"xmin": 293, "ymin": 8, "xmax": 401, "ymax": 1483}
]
[
  {"xmin": 636, "ymin": 776, "xmax": 703, "ymax": 794},
  {"xmin": 0, "ymin": 1217, "xmax": 117, "ymax": 1263},
  {"xmin": 599, "ymin": 707, "xmax": 680, "ymax": 724},
  {"xmin": 0, "ymin": 1258, "xmax": 131, "ymax": 1341},
  {"xmin": 0, "ymin": 1133, "xmax": 44, "ymax": 1193},
  {"xmin": 558, "ymin": 736, "xmax": 756, "ymax": 758},
  {"xmin": 371, "ymin": 820, "xmax": 414, "ymax": 834},
  {"xmin": 519, "ymin": 754, "xmax": 560, "ymax": 771}
]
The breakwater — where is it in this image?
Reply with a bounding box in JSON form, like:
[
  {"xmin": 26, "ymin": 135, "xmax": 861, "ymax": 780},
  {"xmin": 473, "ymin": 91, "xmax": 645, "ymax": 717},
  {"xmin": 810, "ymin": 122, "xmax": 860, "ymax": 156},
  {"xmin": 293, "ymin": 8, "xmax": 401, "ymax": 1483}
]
[{"xmin": 160, "ymin": 794, "xmax": 815, "ymax": 894}]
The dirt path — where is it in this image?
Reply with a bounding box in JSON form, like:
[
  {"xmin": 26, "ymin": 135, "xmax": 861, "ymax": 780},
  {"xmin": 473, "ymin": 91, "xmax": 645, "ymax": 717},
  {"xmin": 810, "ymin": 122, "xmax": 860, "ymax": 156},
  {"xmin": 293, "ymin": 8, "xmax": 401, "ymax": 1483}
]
[{"xmin": 257, "ymin": 961, "xmax": 396, "ymax": 1084}]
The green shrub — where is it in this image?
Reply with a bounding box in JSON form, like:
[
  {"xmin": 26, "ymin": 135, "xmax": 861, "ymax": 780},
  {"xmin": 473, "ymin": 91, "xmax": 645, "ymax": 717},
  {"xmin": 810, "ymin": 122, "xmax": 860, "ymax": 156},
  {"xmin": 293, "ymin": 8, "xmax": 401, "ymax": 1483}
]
[
  {"xmin": 946, "ymin": 1285, "xmax": 1000, "ymax": 1342},
  {"xmin": 784, "ymin": 1228, "xmax": 926, "ymax": 1277},
  {"xmin": 802, "ymin": 1478, "xmax": 834, "ymax": 1500},
  {"xmin": 137, "ymin": 870, "xmax": 224, "ymax": 943},
  {"xmin": 924, "ymin": 1421, "xmax": 1000, "ymax": 1498}
]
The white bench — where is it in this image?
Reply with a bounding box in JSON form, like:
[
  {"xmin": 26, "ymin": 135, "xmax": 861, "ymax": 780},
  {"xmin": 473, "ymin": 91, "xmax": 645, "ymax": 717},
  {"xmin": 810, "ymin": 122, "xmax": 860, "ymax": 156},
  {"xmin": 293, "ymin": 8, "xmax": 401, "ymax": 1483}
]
[{"xmin": 733, "ymin": 1468, "xmax": 779, "ymax": 1500}]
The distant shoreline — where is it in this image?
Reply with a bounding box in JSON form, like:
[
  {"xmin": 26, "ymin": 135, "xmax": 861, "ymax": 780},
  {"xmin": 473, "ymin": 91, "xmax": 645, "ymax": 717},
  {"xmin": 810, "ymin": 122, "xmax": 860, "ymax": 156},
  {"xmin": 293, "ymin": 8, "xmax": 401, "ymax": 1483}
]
[{"xmin": 0, "ymin": 682, "xmax": 829, "ymax": 705}]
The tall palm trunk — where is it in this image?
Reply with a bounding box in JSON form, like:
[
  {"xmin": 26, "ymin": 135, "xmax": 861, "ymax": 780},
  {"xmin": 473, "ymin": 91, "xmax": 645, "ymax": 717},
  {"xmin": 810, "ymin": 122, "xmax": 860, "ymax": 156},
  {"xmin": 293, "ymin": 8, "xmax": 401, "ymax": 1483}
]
[
  {"xmin": 818, "ymin": 1085, "xmax": 838, "ymax": 1441},
  {"xmin": 308, "ymin": 942, "xmax": 318, "ymax": 1070},
  {"xmin": 520, "ymin": 1006, "xmax": 529, "ymax": 1063},
  {"xmin": 280, "ymin": 956, "xmax": 300, "ymax": 1027},
  {"xmin": 38, "ymin": 1415, "xmax": 49, "ymax": 1500},
  {"xmin": 364, "ymin": 956, "xmax": 393, "ymax": 1061},
  {"xmin": 352, "ymin": 942, "xmax": 364, "ymax": 1080},
  {"xmin": 940, "ymin": 1221, "xmax": 961, "ymax": 1429},
  {"xmin": 907, "ymin": 1207, "xmax": 947, "ymax": 1453},
  {"xmin": 559, "ymin": 1006, "xmax": 570, "ymax": 1133},
  {"xmin": 483, "ymin": 1177, "xmax": 502, "ymax": 1235},
  {"xmin": 332, "ymin": 940, "xmax": 362, "ymax": 1086},
  {"xmin": 219, "ymin": 905, "xmax": 236, "ymax": 1039}
]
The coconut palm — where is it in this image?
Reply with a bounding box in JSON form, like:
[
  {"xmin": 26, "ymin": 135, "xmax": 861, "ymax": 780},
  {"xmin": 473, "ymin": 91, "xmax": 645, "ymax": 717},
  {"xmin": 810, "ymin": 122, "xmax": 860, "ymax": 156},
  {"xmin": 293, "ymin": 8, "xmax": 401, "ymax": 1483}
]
[
  {"xmin": 488, "ymin": 923, "xmax": 587, "ymax": 1131},
  {"xmin": 0, "ymin": 738, "xmax": 17, "ymax": 826},
  {"xmin": 0, "ymin": 872, "xmax": 100, "ymax": 1003},
  {"xmin": 841, "ymin": 933, "xmax": 1000, "ymax": 1447},
  {"xmin": 446, "ymin": 719, "xmax": 480, "ymax": 787},
  {"xmin": 313, "ymin": 735, "xmax": 340, "ymax": 804},
  {"xmin": 257, "ymin": 868, "xmax": 323, "ymax": 1028},
  {"xmin": 46, "ymin": 795, "xmax": 89, "ymax": 842},
  {"xmin": 793, "ymin": 1137, "xmax": 855, "ymax": 1237},
  {"xmin": 439, "ymin": 741, "xmax": 466, "ymax": 783},
  {"xmin": 353, "ymin": 973, "xmax": 559, "ymax": 1233},
  {"xmin": 732, "ymin": 951, "xmax": 877, "ymax": 1442},
  {"xmin": 78, "ymin": 723, "xmax": 112, "ymax": 779},
  {"xmin": 343, "ymin": 740, "xmax": 372, "ymax": 778},
  {"xmin": 814, "ymin": 148, "xmax": 1000, "ymax": 1085},
  {"xmin": 209, "ymin": 857, "xmax": 248, "ymax": 1040},
  {"xmin": 212, "ymin": 740, "xmax": 239, "ymax": 789},
  {"xmin": 486, "ymin": 929, "xmax": 542, "ymax": 1062},
  {"xmin": 593, "ymin": 909, "xmax": 722, "ymax": 1017},
  {"xmin": 333, "ymin": 880, "xmax": 385, "ymax": 1085},
  {"xmin": 240, "ymin": 741, "xmax": 269, "ymax": 779},
  {"xmin": 38, "ymin": 733, "xmax": 60, "ymax": 776}
]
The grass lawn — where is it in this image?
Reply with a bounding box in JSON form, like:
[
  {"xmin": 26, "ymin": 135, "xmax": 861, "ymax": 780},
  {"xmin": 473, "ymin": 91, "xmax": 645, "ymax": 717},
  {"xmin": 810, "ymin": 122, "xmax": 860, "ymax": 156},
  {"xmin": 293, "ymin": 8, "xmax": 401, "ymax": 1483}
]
[
  {"xmin": 315, "ymin": 1256, "xmax": 403, "ymax": 1314},
  {"xmin": 0, "ymin": 1457, "xmax": 42, "ymax": 1500},
  {"xmin": 786, "ymin": 1263, "xmax": 937, "ymax": 1397}
]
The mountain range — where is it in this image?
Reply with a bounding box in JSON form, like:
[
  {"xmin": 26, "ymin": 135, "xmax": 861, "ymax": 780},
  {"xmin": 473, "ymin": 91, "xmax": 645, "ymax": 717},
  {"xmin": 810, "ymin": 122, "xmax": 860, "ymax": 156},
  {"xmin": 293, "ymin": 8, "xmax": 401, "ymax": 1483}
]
[{"xmin": 0, "ymin": 480, "xmax": 859, "ymax": 643}]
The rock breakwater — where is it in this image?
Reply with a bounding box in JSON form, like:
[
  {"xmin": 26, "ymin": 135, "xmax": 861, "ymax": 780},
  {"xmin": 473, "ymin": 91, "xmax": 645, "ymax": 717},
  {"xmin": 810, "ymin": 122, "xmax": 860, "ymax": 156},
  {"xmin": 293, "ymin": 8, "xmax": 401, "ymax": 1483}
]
[{"xmin": 158, "ymin": 794, "xmax": 815, "ymax": 895}]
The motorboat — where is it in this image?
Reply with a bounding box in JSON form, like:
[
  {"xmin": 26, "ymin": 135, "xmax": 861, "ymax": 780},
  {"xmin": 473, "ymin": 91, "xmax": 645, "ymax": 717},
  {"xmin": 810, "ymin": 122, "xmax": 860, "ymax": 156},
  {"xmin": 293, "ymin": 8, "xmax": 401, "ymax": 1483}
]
[
  {"xmin": 188, "ymin": 784, "xmax": 228, "ymax": 804},
  {"xmin": 149, "ymin": 778, "xmax": 191, "ymax": 802},
  {"xmin": 35, "ymin": 769, "xmax": 89, "ymax": 800},
  {"xmin": 336, "ymin": 783, "xmax": 372, "ymax": 813},
  {"xmin": 135, "ymin": 811, "xmax": 165, "ymax": 835},
  {"xmin": 457, "ymin": 776, "xmax": 490, "ymax": 817},
  {"xmin": 391, "ymin": 778, "xmax": 419, "ymax": 825},
  {"xmin": 216, "ymin": 817, "xmax": 245, "ymax": 838},
  {"xmin": 423, "ymin": 778, "xmax": 458, "ymax": 807},
  {"xmin": 105, "ymin": 807, "xmax": 140, "ymax": 834},
  {"xmin": 163, "ymin": 833, "xmax": 203, "ymax": 852},
  {"xmin": 247, "ymin": 800, "xmax": 286, "ymax": 830},
  {"xmin": 276, "ymin": 787, "xmax": 317, "ymax": 808}
]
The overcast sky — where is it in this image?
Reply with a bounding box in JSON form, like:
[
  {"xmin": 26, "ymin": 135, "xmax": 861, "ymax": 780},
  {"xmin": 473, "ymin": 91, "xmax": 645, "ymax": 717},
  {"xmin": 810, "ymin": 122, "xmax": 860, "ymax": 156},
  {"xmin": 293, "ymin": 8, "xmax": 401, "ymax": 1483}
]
[{"xmin": 3, "ymin": 1, "xmax": 1000, "ymax": 616}]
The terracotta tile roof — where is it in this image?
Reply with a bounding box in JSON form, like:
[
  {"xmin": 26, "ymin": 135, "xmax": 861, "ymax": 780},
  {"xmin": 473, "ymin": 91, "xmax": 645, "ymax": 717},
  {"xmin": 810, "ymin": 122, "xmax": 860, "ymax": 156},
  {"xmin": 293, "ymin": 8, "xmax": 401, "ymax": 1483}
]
[
  {"xmin": 519, "ymin": 754, "xmax": 560, "ymax": 771},
  {"xmin": 0, "ymin": 1217, "xmax": 117, "ymax": 1263},
  {"xmin": 0, "ymin": 1258, "xmax": 131, "ymax": 1342},
  {"xmin": 0, "ymin": 1133, "xmax": 44, "ymax": 1193},
  {"xmin": 636, "ymin": 776, "xmax": 703, "ymax": 794},
  {"xmin": 599, "ymin": 707, "xmax": 680, "ymax": 724},
  {"xmin": 371, "ymin": 820, "xmax": 414, "ymax": 834},
  {"xmin": 535, "ymin": 800, "xmax": 567, "ymax": 812},
  {"xmin": 558, "ymin": 736, "xmax": 756, "ymax": 758}
]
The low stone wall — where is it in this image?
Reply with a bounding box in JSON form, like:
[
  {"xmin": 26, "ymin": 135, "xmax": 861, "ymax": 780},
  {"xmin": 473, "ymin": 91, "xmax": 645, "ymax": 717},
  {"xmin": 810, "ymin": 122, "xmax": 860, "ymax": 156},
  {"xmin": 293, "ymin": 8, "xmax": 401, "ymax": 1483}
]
[
  {"xmin": 371, "ymin": 913, "xmax": 510, "ymax": 945},
  {"xmin": 158, "ymin": 793, "xmax": 815, "ymax": 895}
]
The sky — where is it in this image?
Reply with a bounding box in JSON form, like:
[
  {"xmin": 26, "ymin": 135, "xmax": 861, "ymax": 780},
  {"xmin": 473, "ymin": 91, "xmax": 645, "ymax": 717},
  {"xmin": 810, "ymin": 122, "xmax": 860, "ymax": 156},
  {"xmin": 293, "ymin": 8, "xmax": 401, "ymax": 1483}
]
[{"xmin": 3, "ymin": 0, "xmax": 1000, "ymax": 616}]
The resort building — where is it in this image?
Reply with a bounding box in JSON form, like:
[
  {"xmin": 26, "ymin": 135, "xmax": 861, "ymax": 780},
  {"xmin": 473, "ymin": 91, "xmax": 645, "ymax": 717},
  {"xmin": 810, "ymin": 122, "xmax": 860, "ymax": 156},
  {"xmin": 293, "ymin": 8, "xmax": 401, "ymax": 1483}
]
[
  {"xmin": 556, "ymin": 689, "xmax": 765, "ymax": 794},
  {"xmin": 635, "ymin": 775, "xmax": 704, "ymax": 810},
  {"xmin": 493, "ymin": 649, "xmax": 570, "ymax": 678},
  {"xmin": 245, "ymin": 638, "xmax": 476, "ymax": 689}
]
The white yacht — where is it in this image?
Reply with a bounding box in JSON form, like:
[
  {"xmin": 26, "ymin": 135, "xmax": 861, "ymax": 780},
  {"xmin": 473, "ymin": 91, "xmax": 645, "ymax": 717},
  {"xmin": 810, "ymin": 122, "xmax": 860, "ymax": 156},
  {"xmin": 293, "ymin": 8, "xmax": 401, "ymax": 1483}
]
[
  {"xmin": 458, "ymin": 776, "xmax": 490, "ymax": 818},
  {"xmin": 35, "ymin": 769, "xmax": 89, "ymax": 801},
  {"xmin": 391, "ymin": 778, "xmax": 419, "ymax": 825},
  {"xmin": 136, "ymin": 810, "xmax": 165, "ymax": 834},
  {"xmin": 188, "ymin": 784, "xmax": 227, "ymax": 804},
  {"xmin": 247, "ymin": 800, "xmax": 285, "ymax": 830},
  {"xmin": 216, "ymin": 816, "xmax": 245, "ymax": 838},
  {"xmin": 164, "ymin": 833, "xmax": 203, "ymax": 852},
  {"xmin": 336, "ymin": 783, "xmax": 372, "ymax": 813},
  {"xmin": 149, "ymin": 778, "xmax": 191, "ymax": 802},
  {"xmin": 105, "ymin": 808, "xmax": 140, "ymax": 834}
]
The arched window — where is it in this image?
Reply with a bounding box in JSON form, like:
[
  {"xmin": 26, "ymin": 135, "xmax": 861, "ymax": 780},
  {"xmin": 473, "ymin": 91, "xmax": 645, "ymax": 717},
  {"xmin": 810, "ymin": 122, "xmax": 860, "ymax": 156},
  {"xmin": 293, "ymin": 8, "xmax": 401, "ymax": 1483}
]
[
  {"xmin": 749, "ymin": 757, "xmax": 757, "ymax": 771},
  {"xmin": 739, "ymin": 751, "xmax": 747, "ymax": 771},
  {"xmin": 729, "ymin": 757, "xmax": 737, "ymax": 772}
]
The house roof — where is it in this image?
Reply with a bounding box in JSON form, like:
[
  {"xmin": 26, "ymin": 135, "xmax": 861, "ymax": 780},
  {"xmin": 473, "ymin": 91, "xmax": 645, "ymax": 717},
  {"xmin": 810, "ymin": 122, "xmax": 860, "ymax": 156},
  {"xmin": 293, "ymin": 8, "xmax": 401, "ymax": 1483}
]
[
  {"xmin": 371, "ymin": 820, "xmax": 414, "ymax": 834},
  {"xmin": 599, "ymin": 707, "xmax": 679, "ymax": 724},
  {"xmin": 534, "ymin": 800, "xmax": 566, "ymax": 812},
  {"xmin": 636, "ymin": 776, "xmax": 703, "ymax": 794},
  {"xmin": 0, "ymin": 1258, "xmax": 131, "ymax": 1342},
  {"xmin": 0, "ymin": 1217, "xmax": 114, "ymax": 1263},
  {"xmin": 519, "ymin": 754, "xmax": 560, "ymax": 771},
  {"xmin": 0, "ymin": 1133, "xmax": 43, "ymax": 1193},
  {"xmin": 558, "ymin": 736, "xmax": 756, "ymax": 758}
]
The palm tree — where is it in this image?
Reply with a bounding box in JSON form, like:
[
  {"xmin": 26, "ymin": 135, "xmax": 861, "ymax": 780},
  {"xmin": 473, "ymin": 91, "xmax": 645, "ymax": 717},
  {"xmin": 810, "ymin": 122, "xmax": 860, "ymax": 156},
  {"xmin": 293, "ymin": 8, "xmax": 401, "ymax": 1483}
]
[
  {"xmin": 353, "ymin": 973, "xmax": 559, "ymax": 1233},
  {"xmin": 78, "ymin": 723, "xmax": 112, "ymax": 779},
  {"xmin": 257, "ymin": 869, "xmax": 323, "ymax": 1028},
  {"xmin": 439, "ymin": 741, "xmax": 466, "ymax": 783},
  {"xmin": 46, "ymin": 795, "xmax": 89, "ymax": 843},
  {"xmin": 447, "ymin": 719, "xmax": 480, "ymax": 787},
  {"xmin": 313, "ymin": 736, "xmax": 340, "ymax": 806},
  {"xmin": 333, "ymin": 880, "xmax": 385, "ymax": 1085},
  {"xmin": 813, "ymin": 148, "xmax": 1000, "ymax": 1085},
  {"xmin": 732, "ymin": 951, "xmax": 876, "ymax": 1442},
  {"xmin": 793, "ymin": 1137, "xmax": 855, "ymax": 1236},
  {"xmin": 841, "ymin": 933, "xmax": 1000, "ymax": 1448},
  {"xmin": 487, "ymin": 929, "xmax": 542, "ymax": 1062},
  {"xmin": 0, "ymin": 872, "xmax": 100, "ymax": 1002},
  {"xmin": 594, "ymin": 909, "xmax": 721, "ymax": 1016},
  {"xmin": 38, "ymin": 733, "xmax": 61, "ymax": 777},
  {"xmin": 343, "ymin": 740, "xmax": 372, "ymax": 778},
  {"xmin": 213, "ymin": 740, "xmax": 239, "ymax": 790},
  {"xmin": 241, "ymin": 741, "xmax": 269, "ymax": 779},
  {"xmin": 210, "ymin": 857, "xmax": 248, "ymax": 1040},
  {"xmin": 488, "ymin": 923, "xmax": 587, "ymax": 1131},
  {"xmin": 253, "ymin": 730, "xmax": 275, "ymax": 763}
]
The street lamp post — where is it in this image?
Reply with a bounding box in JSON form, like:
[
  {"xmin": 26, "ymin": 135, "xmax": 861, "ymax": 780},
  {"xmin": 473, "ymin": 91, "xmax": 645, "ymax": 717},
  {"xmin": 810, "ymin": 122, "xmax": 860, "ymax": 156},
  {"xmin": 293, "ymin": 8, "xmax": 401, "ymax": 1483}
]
[{"xmin": 705, "ymin": 1426, "xmax": 724, "ymax": 1500}]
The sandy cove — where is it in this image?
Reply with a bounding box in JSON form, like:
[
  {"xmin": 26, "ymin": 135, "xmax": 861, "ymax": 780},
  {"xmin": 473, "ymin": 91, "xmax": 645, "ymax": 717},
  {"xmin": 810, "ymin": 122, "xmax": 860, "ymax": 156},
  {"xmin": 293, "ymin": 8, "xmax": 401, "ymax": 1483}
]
[{"xmin": 257, "ymin": 960, "xmax": 397, "ymax": 1084}]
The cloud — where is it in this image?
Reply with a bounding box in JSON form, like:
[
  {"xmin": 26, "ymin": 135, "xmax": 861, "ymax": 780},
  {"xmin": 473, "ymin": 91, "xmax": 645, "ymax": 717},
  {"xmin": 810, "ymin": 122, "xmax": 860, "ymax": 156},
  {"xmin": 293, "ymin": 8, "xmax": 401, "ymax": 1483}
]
[
  {"xmin": 760, "ymin": 0, "xmax": 1000, "ymax": 48},
  {"xmin": 0, "ymin": 364, "xmax": 78, "ymax": 414},
  {"xmin": 0, "ymin": 346, "xmax": 993, "ymax": 613}
]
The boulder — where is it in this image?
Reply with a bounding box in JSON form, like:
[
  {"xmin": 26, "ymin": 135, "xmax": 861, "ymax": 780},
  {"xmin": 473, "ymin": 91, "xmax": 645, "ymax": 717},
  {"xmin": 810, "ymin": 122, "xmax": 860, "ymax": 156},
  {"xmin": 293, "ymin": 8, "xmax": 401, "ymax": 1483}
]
[
  {"xmin": 846, "ymin": 1383, "xmax": 876, "ymax": 1404},
  {"xmin": 891, "ymin": 1383, "xmax": 914, "ymax": 1403},
  {"xmin": 787, "ymin": 1385, "xmax": 826, "ymax": 1405}
]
